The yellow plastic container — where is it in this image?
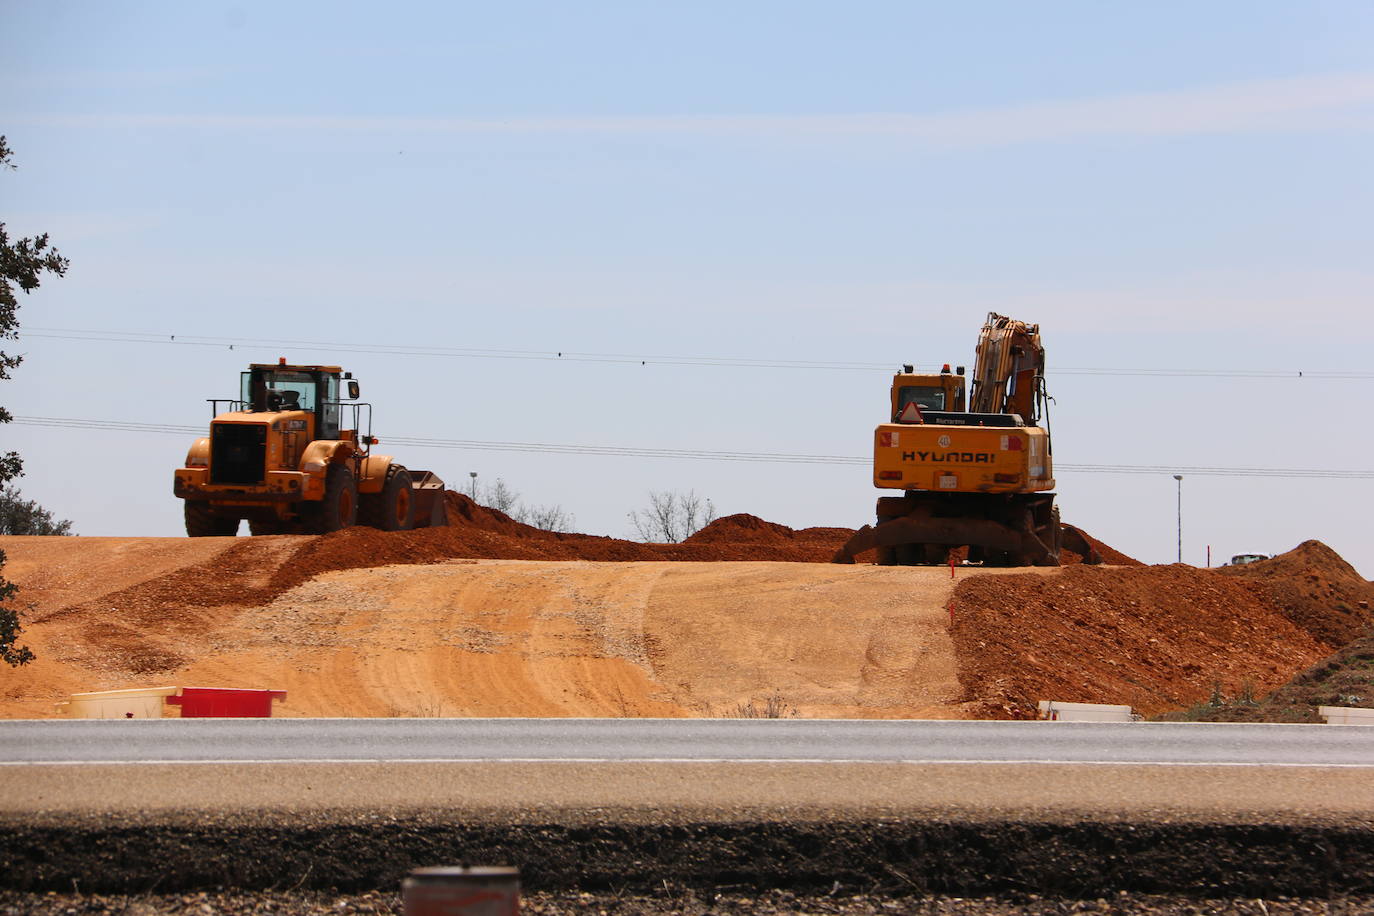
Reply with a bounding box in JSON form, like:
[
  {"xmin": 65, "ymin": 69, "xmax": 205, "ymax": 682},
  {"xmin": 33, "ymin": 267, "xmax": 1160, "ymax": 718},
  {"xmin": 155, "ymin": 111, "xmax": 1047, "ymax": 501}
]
[{"xmin": 56, "ymin": 686, "xmax": 180, "ymax": 719}]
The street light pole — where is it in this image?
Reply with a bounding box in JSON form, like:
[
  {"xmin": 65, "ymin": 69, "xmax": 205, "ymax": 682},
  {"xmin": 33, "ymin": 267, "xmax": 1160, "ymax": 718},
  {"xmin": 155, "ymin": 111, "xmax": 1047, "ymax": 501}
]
[{"xmin": 1173, "ymin": 474, "xmax": 1183, "ymax": 563}]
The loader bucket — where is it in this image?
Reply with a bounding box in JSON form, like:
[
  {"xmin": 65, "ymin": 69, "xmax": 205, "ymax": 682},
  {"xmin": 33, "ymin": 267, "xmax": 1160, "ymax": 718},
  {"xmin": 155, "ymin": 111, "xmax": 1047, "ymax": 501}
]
[{"xmin": 407, "ymin": 470, "xmax": 448, "ymax": 527}]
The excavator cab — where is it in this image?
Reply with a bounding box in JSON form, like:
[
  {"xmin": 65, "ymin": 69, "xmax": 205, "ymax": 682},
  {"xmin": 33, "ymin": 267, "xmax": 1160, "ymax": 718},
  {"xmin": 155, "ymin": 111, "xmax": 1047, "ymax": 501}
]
[{"xmin": 889, "ymin": 364, "xmax": 965, "ymax": 421}]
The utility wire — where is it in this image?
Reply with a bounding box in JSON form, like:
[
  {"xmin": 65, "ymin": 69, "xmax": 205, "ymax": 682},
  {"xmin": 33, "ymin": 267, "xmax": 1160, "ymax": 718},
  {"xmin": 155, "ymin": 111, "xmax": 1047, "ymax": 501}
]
[
  {"xmin": 20, "ymin": 328, "xmax": 890, "ymax": 371},
  {"xmin": 13, "ymin": 415, "xmax": 1374, "ymax": 479},
  {"xmin": 20, "ymin": 327, "xmax": 1371, "ymax": 379}
]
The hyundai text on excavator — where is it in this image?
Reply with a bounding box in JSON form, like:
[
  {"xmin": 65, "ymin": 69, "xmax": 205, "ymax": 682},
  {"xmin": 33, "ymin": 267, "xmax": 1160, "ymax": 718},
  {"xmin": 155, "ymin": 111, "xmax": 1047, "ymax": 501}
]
[
  {"xmin": 834, "ymin": 313, "xmax": 1099, "ymax": 566},
  {"xmin": 173, "ymin": 360, "xmax": 447, "ymax": 536}
]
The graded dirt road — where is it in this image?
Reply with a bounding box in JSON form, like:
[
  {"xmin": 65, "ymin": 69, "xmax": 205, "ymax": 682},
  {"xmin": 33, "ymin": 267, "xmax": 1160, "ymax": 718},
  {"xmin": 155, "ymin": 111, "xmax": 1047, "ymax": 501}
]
[{"xmin": 1, "ymin": 536, "xmax": 1028, "ymax": 719}]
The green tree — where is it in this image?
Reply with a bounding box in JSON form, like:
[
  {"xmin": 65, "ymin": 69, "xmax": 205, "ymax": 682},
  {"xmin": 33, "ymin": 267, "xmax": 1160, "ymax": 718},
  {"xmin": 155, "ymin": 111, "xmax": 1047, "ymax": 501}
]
[
  {"xmin": 0, "ymin": 485, "xmax": 74, "ymax": 535},
  {"xmin": 1, "ymin": 135, "xmax": 69, "ymax": 666}
]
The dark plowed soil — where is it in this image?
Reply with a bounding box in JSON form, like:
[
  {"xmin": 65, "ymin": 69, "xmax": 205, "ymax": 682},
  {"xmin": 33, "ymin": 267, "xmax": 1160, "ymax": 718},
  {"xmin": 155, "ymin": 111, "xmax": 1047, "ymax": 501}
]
[
  {"xmin": 4, "ymin": 813, "xmax": 1374, "ymax": 901},
  {"xmin": 5, "ymin": 889, "xmax": 1374, "ymax": 915}
]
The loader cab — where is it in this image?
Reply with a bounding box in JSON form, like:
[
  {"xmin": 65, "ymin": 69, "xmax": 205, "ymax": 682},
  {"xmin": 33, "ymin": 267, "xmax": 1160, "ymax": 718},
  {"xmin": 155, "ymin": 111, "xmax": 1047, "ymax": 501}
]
[
  {"xmin": 890, "ymin": 365, "xmax": 966, "ymax": 421},
  {"xmin": 243, "ymin": 362, "xmax": 345, "ymax": 440}
]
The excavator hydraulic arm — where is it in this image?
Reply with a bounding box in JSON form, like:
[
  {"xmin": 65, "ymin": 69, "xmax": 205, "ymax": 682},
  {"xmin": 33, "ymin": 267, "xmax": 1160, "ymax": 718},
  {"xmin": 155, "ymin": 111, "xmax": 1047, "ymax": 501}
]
[{"xmin": 970, "ymin": 313, "xmax": 1045, "ymax": 422}]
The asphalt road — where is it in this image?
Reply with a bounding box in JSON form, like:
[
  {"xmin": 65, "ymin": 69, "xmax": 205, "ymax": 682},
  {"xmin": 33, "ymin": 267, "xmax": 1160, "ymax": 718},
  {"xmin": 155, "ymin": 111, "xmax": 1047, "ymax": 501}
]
[{"xmin": 4, "ymin": 717, "xmax": 1373, "ymax": 766}]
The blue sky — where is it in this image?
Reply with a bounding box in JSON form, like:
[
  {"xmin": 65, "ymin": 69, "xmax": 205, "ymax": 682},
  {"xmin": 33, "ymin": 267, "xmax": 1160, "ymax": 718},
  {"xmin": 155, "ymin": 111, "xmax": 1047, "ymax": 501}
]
[{"xmin": 3, "ymin": 1, "xmax": 1372, "ymax": 572}]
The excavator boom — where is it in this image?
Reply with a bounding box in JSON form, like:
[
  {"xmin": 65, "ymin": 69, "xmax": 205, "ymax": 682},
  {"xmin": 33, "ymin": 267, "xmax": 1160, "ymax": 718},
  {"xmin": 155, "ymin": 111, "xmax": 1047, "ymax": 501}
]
[{"xmin": 970, "ymin": 313, "xmax": 1045, "ymax": 422}]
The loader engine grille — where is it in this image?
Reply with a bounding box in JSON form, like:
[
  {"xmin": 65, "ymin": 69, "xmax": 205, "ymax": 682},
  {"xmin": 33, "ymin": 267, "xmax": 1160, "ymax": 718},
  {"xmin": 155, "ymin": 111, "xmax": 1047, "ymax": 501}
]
[{"xmin": 210, "ymin": 423, "xmax": 267, "ymax": 485}]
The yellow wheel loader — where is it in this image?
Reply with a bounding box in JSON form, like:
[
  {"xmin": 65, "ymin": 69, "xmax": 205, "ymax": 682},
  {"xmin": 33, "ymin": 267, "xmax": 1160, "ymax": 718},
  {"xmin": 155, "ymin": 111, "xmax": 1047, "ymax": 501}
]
[
  {"xmin": 834, "ymin": 313, "xmax": 1099, "ymax": 567},
  {"xmin": 173, "ymin": 360, "xmax": 447, "ymax": 536}
]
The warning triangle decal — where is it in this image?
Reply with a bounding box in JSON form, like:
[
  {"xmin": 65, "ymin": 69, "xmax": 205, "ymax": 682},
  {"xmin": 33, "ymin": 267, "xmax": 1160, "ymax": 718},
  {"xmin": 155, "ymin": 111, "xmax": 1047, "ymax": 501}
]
[{"xmin": 897, "ymin": 401, "xmax": 924, "ymax": 423}]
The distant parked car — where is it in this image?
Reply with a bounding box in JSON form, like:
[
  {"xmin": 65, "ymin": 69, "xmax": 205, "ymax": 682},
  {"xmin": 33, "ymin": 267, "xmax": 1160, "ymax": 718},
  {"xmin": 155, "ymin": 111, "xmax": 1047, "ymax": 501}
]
[{"xmin": 1226, "ymin": 553, "xmax": 1270, "ymax": 566}]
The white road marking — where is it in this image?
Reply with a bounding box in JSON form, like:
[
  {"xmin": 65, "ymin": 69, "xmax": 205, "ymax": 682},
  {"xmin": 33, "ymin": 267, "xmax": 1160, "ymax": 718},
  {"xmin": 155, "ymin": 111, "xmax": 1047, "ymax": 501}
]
[{"xmin": 4, "ymin": 758, "xmax": 1374, "ymax": 768}]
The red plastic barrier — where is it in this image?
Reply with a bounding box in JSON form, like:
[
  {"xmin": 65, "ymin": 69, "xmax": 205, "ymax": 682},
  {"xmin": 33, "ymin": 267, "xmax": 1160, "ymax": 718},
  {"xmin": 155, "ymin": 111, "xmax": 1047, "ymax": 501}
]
[{"xmin": 166, "ymin": 687, "xmax": 287, "ymax": 718}]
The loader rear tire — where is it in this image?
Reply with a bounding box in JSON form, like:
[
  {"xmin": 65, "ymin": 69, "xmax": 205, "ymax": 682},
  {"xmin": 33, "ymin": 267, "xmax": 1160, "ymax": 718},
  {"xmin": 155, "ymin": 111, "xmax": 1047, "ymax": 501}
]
[
  {"xmin": 359, "ymin": 465, "xmax": 415, "ymax": 531},
  {"xmin": 185, "ymin": 501, "xmax": 238, "ymax": 537},
  {"xmin": 305, "ymin": 464, "xmax": 358, "ymax": 534},
  {"xmin": 248, "ymin": 519, "xmax": 282, "ymax": 536}
]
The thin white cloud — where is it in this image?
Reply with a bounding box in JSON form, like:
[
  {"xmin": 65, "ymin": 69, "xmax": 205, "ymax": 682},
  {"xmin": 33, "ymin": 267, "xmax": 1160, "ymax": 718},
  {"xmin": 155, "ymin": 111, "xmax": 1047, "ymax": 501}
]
[
  {"xmin": 8, "ymin": 66, "xmax": 236, "ymax": 92},
  {"xmin": 11, "ymin": 72, "xmax": 1374, "ymax": 145}
]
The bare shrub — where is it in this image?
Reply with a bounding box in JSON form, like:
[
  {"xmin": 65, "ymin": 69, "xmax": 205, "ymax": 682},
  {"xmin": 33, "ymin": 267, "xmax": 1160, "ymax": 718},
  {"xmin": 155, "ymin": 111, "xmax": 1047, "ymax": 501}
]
[
  {"xmin": 729, "ymin": 695, "xmax": 799, "ymax": 719},
  {"xmin": 627, "ymin": 489, "xmax": 717, "ymax": 543},
  {"xmin": 479, "ymin": 478, "xmax": 576, "ymax": 533}
]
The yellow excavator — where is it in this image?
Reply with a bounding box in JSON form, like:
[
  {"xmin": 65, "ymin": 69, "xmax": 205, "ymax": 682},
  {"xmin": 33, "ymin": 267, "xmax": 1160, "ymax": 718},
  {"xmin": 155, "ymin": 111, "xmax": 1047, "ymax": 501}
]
[
  {"xmin": 834, "ymin": 313, "xmax": 1098, "ymax": 566},
  {"xmin": 173, "ymin": 360, "xmax": 447, "ymax": 536}
]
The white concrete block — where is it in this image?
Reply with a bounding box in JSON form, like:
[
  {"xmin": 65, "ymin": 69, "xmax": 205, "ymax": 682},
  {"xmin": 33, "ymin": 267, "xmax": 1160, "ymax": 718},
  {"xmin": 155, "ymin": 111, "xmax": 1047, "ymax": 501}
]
[
  {"xmin": 1038, "ymin": 700, "xmax": 1137, "ymax": 722},
  {"xmin": 56, "ymin": 686, "xmax": 180, "ymax": 719},
  {"xmin": 1318, "ymin": 705, "xmax": 1374, "ymax": 725}
]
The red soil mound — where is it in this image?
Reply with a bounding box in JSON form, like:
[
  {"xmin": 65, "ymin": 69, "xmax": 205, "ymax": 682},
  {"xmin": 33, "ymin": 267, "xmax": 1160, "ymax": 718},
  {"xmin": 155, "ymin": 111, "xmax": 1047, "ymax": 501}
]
[
  {"xmin": 1064, "ymin": 530, "xmax": 1142, "ymax": 566},
  {"xmin": 684, "ymin": 514, "xmax": 796, "ymax": 544},
  {"xmin": 274, "ymin": 496, "xmax": 852, "ymax": 587},
  {"xmin": 1218, "ymin": 540, "xmax": 1374, "ymax": 647},
  {"xmin": 949, "ymin": 564, "xmax": 1327, "ymax": 719}
]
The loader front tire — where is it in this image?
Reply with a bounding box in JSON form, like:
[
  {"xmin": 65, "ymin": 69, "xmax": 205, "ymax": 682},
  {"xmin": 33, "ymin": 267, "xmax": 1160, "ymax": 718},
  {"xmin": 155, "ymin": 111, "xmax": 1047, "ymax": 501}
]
[
  {"xmin": 185, "ymin": 501, "xmax": 238, "ymax": 537},
  {"xmin": 359, "ymin": 465, "xmax": 415, "ymax": 531},
  {"xmin": 306, "ymin": 464, "xmax": 358, "ymax": 534}
]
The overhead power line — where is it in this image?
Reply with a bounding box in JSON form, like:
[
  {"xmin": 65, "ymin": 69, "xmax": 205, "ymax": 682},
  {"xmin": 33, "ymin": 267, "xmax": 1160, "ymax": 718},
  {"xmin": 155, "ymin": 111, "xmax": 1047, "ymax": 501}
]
[
  {"xmin": 20, "ymin": 327, "xmax": 1372, "ymax": 379},
  {"xmin": 13, "ymin": 415, "xmax": 1374, "ymax": 479},
  {"xmin": 20, "ymin": 328, "xmax": 890, "ymax": 371}
]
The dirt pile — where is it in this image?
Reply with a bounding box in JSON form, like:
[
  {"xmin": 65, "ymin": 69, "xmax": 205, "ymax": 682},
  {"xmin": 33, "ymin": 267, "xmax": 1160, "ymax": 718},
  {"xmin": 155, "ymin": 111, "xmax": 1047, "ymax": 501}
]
[
  {"xmin": 949, "ymin": 564, "xmax": 1328, "ymax": 719},
  {"xmin": 435, "ymin": 493, "xmax": 1123, "ymax": 566},
  {"xmin": 1217, "ymin": 540, "xmax": 1374, "ymax": 646},
  {"xmin": 683, "ymin": 513, "xmax": 794, "ymax": 543},
  {"xmin": 275, "ymin": 498, "xmax": 854, "ymax": 572},
  {"xmin": 1064, "ymin": 529, "xmax": 1142, "ymax": 566},
  {"xmin": 255, "ymin": 493, "xmax": 1124, "ymax": 574}
]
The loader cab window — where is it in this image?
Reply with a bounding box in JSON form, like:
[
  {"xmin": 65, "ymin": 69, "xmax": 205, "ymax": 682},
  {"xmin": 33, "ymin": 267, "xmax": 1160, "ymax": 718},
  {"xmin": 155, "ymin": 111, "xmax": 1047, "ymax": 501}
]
[{"xmin": 244, "ymin": 370, "xmax": 319, "ymax": 412}]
